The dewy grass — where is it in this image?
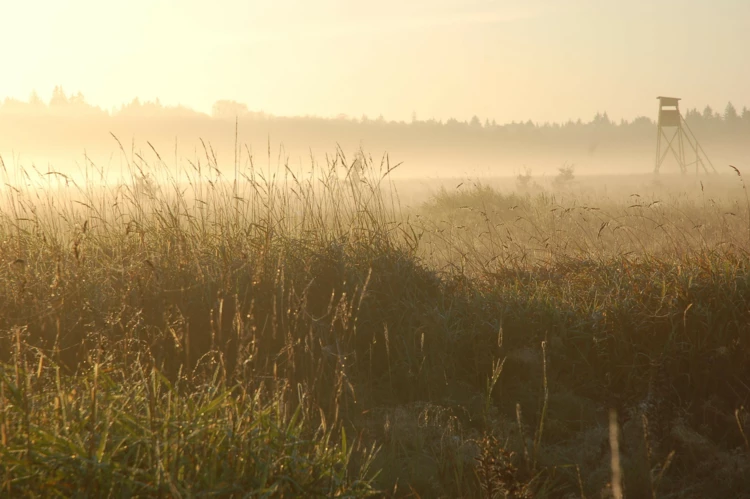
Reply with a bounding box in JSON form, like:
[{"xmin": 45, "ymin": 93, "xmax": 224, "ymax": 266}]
[
  {"xmin": 1, "ymin": 142, "xmax": 750, "ymax": 497},
  {"xmin": 0, "ymin": 352, "xmax": 378, "ymax": 497}
]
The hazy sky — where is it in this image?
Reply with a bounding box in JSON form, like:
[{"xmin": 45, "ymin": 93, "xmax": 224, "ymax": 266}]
[{"xmin": 2, "ymin": 0, "xmax": 748, "ymax": 124}]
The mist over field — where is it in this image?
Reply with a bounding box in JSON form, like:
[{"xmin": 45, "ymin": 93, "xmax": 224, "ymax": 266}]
[
  {"xmin": 2, "ymin": 1, "xmax": 750, "ymax": 498},
  {"xmin": 1, "ymin": 93, "xmax": 749, "ymax": 184}
]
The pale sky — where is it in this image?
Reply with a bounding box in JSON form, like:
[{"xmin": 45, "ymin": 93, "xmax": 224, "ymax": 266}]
[{"xmin": 1, "ymin": 0, "xmax": 748, "ymax": 124}]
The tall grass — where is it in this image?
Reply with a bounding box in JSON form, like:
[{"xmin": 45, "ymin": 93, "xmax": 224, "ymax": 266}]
[{"xmin": 1, "ymin": 144, "xmax": 749, "ymax": 498}]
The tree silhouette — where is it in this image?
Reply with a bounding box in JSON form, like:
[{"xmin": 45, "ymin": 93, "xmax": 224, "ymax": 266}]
[
  {"xmin": 28, "ymin": 90, "xmax": 44, "ymax": 108},
  {"xmin": 702, "ymin": 105, "xmax": 715, "ymax": 121},
  {"xmin": 592, "ymin": 112, "xmax": 612, "ymax": 126},
  {"xmin": 50, "ymin": 86, "xmax": 68, "ymax": 107},
  {"xmin": 685, "ymin": 107, "xmax": 701, "ymax": 123},
  {"xmin": 724, "ymin": 101, "xmax": 738, "ymax": 123}
]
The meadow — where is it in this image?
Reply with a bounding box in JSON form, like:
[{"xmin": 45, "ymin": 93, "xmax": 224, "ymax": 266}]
[{"xmin": 1, "ymin": 143, "xmax": 749, "ymax": 498}]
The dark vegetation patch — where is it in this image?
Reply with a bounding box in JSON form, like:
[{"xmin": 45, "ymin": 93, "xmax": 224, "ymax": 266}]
[{"xmin": 1, "ymin": 150, "xmax": 749, "ymax": 497}]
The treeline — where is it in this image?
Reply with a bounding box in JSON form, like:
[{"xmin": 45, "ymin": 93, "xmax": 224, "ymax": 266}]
[
  {"xmin": 3, "ymin": 86, "xmax": 749, "ymax": 134},
  {"xmin": 1, "ymin": 87, "xmax": 748, "ymax": 175}
]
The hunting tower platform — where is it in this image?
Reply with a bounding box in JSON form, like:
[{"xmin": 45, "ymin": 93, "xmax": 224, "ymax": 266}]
[{"xmin": 655, "ymin": 96, "xmax": 715, "ymax": 174}]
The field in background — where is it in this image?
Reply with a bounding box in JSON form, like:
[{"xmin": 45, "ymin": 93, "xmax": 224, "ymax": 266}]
[{"xmin": 1, "ymin": 145, "xmax": 749, "ymax": 497}]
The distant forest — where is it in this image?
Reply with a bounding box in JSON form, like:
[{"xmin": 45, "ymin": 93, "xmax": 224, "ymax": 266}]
[{"xmin": 1, "ymin": 87, "xmax": 749, "ymax": 176}]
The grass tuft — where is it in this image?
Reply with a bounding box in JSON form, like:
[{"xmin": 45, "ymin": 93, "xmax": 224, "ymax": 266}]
[{"xmin": 1, "ymin": 142, "xmax": 749, "ymax": 497}]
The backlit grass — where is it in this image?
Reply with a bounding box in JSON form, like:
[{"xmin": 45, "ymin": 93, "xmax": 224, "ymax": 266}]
[{"xmin": 1, "ymin": 146, "xmax": 749, "ymax": 497}]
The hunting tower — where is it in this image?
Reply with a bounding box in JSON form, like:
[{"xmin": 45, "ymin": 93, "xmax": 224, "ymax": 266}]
[{"xmin": 655, "ymin": 96, "xmax": 715, "ymax": 174}]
